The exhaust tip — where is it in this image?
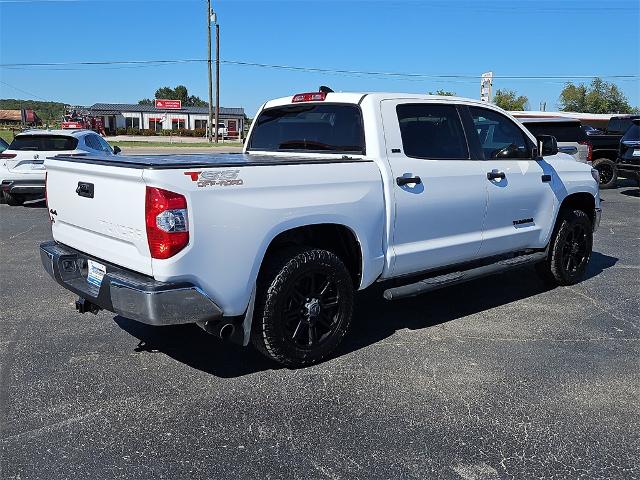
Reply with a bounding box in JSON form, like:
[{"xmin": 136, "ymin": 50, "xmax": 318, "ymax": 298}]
[{"xmin": 219, "ymin": 323, "xmax": 235, "ymax": 340}]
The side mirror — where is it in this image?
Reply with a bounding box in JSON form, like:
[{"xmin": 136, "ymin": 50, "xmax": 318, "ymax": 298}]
[
  {"xmin": 113, "ymin": 145, "xmax": 121, "ymax": 155},
  {"xmin": 536, "ymin": 135, "xmax": 558, "ymax": 156}
]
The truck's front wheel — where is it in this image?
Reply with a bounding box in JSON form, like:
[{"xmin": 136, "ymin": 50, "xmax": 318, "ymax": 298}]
[
  {"xmin": 536, "ymin": 209, "xmax": 593, "ymax": 286},
  {"xmin": 252, "ymin": 248, "xmax": 354, "ymax": 367}
]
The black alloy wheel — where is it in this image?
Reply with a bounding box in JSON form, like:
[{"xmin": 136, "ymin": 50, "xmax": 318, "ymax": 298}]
[
  {"xmin": 560, "ymin": 222, "xmax": 589, "ymax": 275},
  {"xmin": 252, "ymin": 248, "xmax": 354, "ymax": 367},
  {"xmin": 281, "ymin": 270, "xmax": 342, "ymax": 349},
  {"xmin": 593, "ymin": 158, "xmax": 617, "ymax": 189},
  {"xmin": 536, "ymin": 208, "xmax": 593, "ymax": 286}
]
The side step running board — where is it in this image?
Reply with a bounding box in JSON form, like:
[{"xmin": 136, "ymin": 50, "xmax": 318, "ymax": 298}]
[{"xmin": 383, "ymin": 251, "xmax": 547, "ymax": 300}]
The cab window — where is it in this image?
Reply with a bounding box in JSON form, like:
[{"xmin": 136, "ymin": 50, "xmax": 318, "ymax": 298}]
[
  {"xmin": 469, "ymin": 107, "xmax": 532, "ymax": 160},
  {"xmin": 396, "ymin": 104, "xmax": 469, "ymax": 160}
]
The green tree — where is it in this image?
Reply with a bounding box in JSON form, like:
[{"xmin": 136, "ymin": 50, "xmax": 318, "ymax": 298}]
[
  {"xmin": 493, "ymin": 89, "xmax": 529, "ymax": 111},
  {"xmin": 559, "ymin": 78, "xmax": 634, "ymax": 113},
  {"xmin": 138, "ymin": 85, "xmax": 207, "ymax": 107},
  {"xmin": 429, "ymin": 89, "xmax": 456, "ymax": 96}
]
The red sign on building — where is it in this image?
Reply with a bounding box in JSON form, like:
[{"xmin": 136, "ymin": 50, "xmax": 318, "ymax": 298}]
[{"xmin": 155, "ymin": 99, "xmax": 182, "ymax": 109}]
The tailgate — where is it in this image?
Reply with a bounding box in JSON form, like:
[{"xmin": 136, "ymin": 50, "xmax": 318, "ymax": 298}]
[
  {"xmin": 45, "ymin": 158, "xmax": 152, "ymax": 275},
  {"xmin": 6, "ymin": 151, "xmax": 48, "ymax": 174}
]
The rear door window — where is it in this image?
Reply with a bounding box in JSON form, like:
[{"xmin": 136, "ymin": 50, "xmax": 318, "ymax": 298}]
[
  {"xmin": 248, "ymin": 104, "xmax": 365, "ymax": 154},
  {"xmin": 9, "ymin": 135, "xmax": 78, "ymax": 151},
  {"xmin": 396, "ymin": 103, "xmax": 469, "ymax": 159}
]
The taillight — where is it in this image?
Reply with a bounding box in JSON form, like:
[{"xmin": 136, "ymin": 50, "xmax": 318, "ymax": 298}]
[
  {"xmin": 579, "ymin": 141, "xmax": 592, "ymax": 162},
  {"xmin": 145, "ymin": 186, "xmax": 189, "ymax": 259},
  {"xmin": 0, "ymin": 153, "xmax": 17, "ymax": 159},
  {"xmin": 292, "ymin": 92, "xmax": 326, "ymax": 103}
]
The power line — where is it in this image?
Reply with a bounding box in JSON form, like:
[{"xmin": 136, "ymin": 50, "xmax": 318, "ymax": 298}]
[
  {"xmin": 0, "ymin": 80, "xmax": 49, "ymax": 101},
  {"xmin": 0, "ymin": 58, "xmax": 637, "ymax": 81}
]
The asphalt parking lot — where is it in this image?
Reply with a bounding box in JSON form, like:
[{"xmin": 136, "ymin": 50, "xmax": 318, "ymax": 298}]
[{"xmin": 1, "ymin": 182, "xmax": 638, "ymax": 480}]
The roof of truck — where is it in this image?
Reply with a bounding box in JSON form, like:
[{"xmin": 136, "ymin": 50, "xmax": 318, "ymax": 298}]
[{"xmin": 262, "ymin": 92, "xmax": 489, "ymax": 110}]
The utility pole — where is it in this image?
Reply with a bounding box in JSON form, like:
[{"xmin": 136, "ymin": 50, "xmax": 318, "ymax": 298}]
[
  {"xmin": 214, "ymin": 20, "xmax": 220, "ymax": 143},
  {"xmin": 206, "ymin": 0, "xmax": 213, "ymax": 143}
]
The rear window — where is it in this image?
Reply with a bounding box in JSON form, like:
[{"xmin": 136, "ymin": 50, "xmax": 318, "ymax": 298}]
[
  {"xmin": 248, "ymin": 104, "xmax": 365, "ymax": 154},
  {"xmin": 522, "ymin": 122, "xmax": 586, "ymax": 142},
  {"xmin": 9, "ymin": 135, "xmax": 78, "ymax": 151}
]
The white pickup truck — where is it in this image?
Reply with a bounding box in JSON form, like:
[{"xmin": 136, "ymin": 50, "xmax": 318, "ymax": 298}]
[{"xmin": 41, "ymin": 90, "xmax": 601, "ymax": 366}]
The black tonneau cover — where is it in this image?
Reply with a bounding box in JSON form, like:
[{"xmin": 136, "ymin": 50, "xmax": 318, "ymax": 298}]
[{"xmin": 49, "ymin": 152, "xmax": 368, "ymax": 169}]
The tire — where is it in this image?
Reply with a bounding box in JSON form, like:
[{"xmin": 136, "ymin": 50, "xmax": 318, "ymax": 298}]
[
  {"xmin": 2, "ymin": 191, "xmax": 24, "ymax": 206},
  {"xmin": 536, "ymin": 209, "xmax": 593, "ymax": 286},
  {"xmin": 592, "ymin": 158, "xmax": 617, "ymax": 189},
  {"xmin": 251, "ymin": 247, "xmax": 354, "ymax": 367}
]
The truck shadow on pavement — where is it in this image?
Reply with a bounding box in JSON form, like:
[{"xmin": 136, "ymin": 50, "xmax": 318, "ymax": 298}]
[{"xmin": 115, "ymin": 251, "xmax": 617, "ymax": 378}]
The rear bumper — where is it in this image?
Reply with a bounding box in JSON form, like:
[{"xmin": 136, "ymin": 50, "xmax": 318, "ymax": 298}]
[
  {"xmin": 39, "ymin": 241, "xmax": 223, "ymax": 326},
  {"xmin": 1, "ymin": 179, "xmax": 45, "ymax": 195}
]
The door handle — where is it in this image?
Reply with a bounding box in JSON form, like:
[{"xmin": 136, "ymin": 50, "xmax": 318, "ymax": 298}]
[
  {"xmin": 396, "ymin": 176, "xmax": 422, "ymax": 186},
  {"xmin": 487, "ymin": 171, "xmax": 506, "ymax": 181}
]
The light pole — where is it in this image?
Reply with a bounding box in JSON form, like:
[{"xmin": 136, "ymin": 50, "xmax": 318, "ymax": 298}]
[
  {"xmin": 214, "ymin": 13, "xmax": 220, "ymax": 143},
  {"xmin": 206, "ymin": 1, "xmax": 214, "ymax": 143}
]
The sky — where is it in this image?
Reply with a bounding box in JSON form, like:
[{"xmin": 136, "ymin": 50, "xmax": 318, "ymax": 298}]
[{"xmin": 0, "ymin": 0, "xmax": 638, "ymax": 117}]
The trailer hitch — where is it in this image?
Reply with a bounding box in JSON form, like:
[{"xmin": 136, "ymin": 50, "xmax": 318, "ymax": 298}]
[{"xmin": 75, "ymin": 297, "xmax": 101, "ymax": 315}]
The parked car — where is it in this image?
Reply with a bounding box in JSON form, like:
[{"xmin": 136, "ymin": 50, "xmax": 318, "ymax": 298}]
[
  {"xmin": 40, "ymin": 90, "xmax": 600, "ymax": 367},
  {"xmin": 0, "ymin": 129, "xmax": 120, "ymax": 205},
  {"xmin": 518, "ymin": 117, "xmax": 591, "ymax": 164},
  {"xmin": 582, "ymin": 125, "xmax": 604, "ymax": 136},
  {"xmin": 584, "ymin": 115, "xmax": 640, "ymax": 189},
  {"xmin": 616, "ymin": 118, "xmax": 640, "ymax": 185}
]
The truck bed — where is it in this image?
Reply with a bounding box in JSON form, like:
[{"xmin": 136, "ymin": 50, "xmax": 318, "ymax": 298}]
[{"xmin": 50, "ymin": 152, "xmax": 368, "ymax": 169}]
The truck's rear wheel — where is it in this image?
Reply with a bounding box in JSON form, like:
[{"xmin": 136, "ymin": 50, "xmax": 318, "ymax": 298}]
[
  {"xmin": 592, "ymin": 158, "xmax": 617, "ymax": 189},
  {"xmin": 536, "ymin": 209, "xmax": 593, "ymax": 286},
  {"xmin": 251, "ymin": 247, "xmax": 354, "ymax": 367}
]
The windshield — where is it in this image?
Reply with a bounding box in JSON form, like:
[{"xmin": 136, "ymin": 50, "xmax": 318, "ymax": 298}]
[
  {"xmin": 9, "ymin": 135, "xmax": 78, "ymax": 151},
  {"xmin": 248, "ymin": 103, "xmax": 365, "ymax": 154},
  {"xmin": 622, "ymin": 123, "xmax": 640, "ymax": 142}
]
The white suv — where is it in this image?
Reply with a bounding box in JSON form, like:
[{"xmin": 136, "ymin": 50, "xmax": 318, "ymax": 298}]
[{"xmin": 0, "ymin": 129, "xmax": 120, "ymax": 205}]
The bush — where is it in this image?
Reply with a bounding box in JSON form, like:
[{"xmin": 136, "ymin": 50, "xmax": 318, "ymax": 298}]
[
  {"xmin": 116, "ymin": 128, "xmax": 127, "ymax": 135},
  {"xmin": 141, "ymin": 129, "xmax": 158, "ymax": 136}
]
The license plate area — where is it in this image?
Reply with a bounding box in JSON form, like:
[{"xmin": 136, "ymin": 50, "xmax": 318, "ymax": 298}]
[
  {"xmin": 87, "ymin": 259, "xmax": 107, "ymax": 287},
  {"xmin": 632, "ymin": 149, "xmax": 640, "ymax": 157}
]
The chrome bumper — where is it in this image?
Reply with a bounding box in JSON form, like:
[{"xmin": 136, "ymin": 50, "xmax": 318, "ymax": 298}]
[{"xmin": 39, "ymin": 241, "xmax": 223, "ymax": 326}]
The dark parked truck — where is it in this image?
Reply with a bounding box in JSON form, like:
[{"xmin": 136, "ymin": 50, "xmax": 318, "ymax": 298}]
[
  {"xmin": 617, "ymin": 119, "xmax": 640, "ymax": 184},
  {"xmin": 587, "ymin": 115, "xmax": 640, "ymax": 188}
]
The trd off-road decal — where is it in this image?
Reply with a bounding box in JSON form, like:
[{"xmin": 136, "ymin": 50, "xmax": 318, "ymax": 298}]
[{"xmin": 184, "ymin": 170, "xmax": 244, "ymax": 187}]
